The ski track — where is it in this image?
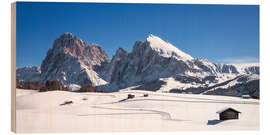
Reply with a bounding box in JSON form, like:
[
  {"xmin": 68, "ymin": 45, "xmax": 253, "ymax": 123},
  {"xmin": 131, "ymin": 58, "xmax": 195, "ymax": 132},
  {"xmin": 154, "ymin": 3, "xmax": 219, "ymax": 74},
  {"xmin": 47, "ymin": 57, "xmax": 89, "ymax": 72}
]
[
  {"xmin": 80, "ymin": 93, "xmax": 117, "ymax": 98},
  {"xmin": 78, "ymin": 112, "xmax": 157, "ymax": 116},
  {"xmin": 77, "ymin": 106, "xmax": 190, "ymax": 122}
]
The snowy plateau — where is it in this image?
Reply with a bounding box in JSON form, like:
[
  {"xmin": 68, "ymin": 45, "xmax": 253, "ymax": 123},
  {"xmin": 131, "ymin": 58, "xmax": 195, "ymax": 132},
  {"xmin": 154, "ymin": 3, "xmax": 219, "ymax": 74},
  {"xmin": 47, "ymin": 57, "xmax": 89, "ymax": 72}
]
[{"xmin": 15, "ymin": 33, "xmax": 259, "ymax": 132}]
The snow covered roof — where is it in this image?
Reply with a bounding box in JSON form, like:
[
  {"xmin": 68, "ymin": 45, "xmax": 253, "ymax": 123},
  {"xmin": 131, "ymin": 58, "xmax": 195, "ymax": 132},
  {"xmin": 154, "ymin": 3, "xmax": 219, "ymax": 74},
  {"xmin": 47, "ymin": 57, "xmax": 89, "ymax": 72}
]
[{"xmin": 216, "ymin": 107, "xmax": 241, "ymax": 114}]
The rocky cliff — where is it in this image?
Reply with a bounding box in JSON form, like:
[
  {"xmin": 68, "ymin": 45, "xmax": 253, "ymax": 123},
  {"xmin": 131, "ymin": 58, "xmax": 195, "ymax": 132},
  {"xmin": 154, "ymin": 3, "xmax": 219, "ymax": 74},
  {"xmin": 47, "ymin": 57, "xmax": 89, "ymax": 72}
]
[{"xmin": 40, "ymin": 32, "xmax": 110, "ymax": 86}]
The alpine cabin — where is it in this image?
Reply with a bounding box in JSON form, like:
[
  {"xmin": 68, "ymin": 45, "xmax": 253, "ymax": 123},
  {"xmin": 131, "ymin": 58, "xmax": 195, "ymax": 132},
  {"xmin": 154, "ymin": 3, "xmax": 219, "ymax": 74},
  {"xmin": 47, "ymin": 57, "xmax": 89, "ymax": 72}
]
[{"xmin": 216, "ymin": 107, "xmax": 241, "ymax": 120}]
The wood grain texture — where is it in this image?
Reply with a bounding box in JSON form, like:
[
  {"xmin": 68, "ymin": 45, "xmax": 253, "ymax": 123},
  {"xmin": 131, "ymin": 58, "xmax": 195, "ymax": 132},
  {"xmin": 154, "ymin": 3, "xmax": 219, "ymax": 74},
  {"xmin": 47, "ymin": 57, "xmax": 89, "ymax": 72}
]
[{"xmin": 11, "ymin": 2, "xmax": 16, "ymax": 133}]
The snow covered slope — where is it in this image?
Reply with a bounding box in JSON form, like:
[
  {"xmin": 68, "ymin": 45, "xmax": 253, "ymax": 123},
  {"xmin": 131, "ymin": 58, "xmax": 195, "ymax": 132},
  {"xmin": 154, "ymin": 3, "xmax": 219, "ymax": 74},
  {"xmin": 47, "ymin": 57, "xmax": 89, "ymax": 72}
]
[
  {"xmin": 16, "ymin": 89, "xmax": 259, "ymax": 132},
  {"xmin": 146, "ymin": 34, "xmax": 193, "ymax": 60},
  {"xmin": 233, "ymin": 63, "xmax": 259, "ymax": 74},
  {"xmin": 154, "ymin": 74, "xmax": 259, "ymax": 98}
]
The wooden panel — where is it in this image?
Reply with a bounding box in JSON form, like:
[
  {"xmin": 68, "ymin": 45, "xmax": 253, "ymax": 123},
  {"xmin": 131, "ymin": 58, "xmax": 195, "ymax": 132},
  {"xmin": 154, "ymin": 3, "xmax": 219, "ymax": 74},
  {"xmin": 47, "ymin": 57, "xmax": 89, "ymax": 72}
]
[{"xmin": 11, "ymin": 2, "xmax": 16, "ymax": 133}]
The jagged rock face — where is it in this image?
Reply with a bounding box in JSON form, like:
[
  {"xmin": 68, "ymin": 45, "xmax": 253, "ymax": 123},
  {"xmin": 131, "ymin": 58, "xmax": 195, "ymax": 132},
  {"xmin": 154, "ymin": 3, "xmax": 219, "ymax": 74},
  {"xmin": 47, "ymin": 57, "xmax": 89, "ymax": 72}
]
[
  {"xmin": 109, "ymin": 34, "xmax": 260, "ymax": 91},
  {"xmin": 110, "ymin": 35, "xmax": 196, "ymax": 88},
  {"xmin": 217, "ymin": 63, "xmax": 259, "ymax": 75},
  {"xmin": 106, "ymin": 48, "xmax": 129, "ymax": 81},
  {"xmin": 190, "ymin": 59, "xmax": 220, "ymax": 75},
  {"xmin": 202, "ymin": 75, "xmax": 259, "ymax": 98},
  {"xmin": 190, "ymin": 59, "xmax": 259, "ymax": 75},
  {"xmin": 40, "ymin": 32, "xmax": 110, "ymax": 86},
  {"xmin": 244, "ymin": 79, "xmax": 259, "ymax": 98},
  {"xmin": 216, "ymin": 64, "xmax": 239, "ymax": 74},
  {"xmin": 16, "ymin": 66, "xmax": 41, "ymax": 83},
  {"xmin": 244, "ymin": 66, "xmax": 259, "ymax": 74},
  {"xmin": 16, "ymin": 33, "xmax": 259, "ymax": 98}
]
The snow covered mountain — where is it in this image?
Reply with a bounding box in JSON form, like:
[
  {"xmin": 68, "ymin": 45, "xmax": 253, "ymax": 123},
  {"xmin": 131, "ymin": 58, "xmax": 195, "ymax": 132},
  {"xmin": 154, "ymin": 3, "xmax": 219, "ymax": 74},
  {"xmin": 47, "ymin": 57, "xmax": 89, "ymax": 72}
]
[
  {"xmin": 108, "ymin": 35, "xmax": 257, "ymax": 85},
  {"xmin": 146, "ymin": 34, "xmax": 193, "ymax": 60},
  {"xmin": 108, "ymin": 35, "xmax": 195, "ymax": 88},
  {"xmin": 40, "ymin": 32, "xmax": 110, "ymax": 86},
  {"xmin": 16, "ymin": 33, "xmax": 259, "ymax": 98},
  {"xmin": 104, "ymin": 34, "xmax": 259, "ymax": 98},
  {"xmin": 106, "ymin": 48, "xmax": 129, "ymax": 81},
  {"xmin": 16, "ymin": 66, "xmax": 41, "ymax": 83}
]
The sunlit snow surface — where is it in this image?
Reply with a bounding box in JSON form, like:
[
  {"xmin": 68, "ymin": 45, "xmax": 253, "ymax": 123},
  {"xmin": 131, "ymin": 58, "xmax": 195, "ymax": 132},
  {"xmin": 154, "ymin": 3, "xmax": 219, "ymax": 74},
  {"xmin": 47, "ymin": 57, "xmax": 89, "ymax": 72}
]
[
  {"xmin": 146, "ymin": 34, "xmax": 193, "ymax": 61},
  {"xmin": 16, "ymin": 88, "xmax": 259, "ymax": 133}
]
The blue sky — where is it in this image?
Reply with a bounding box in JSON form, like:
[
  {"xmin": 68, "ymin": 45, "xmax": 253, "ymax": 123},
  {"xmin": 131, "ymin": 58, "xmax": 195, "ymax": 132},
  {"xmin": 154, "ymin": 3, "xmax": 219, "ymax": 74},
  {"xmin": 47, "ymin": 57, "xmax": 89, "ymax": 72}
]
[{"xmin": 16, "ymin": 2, "xmax": 259, "ymax": 67}]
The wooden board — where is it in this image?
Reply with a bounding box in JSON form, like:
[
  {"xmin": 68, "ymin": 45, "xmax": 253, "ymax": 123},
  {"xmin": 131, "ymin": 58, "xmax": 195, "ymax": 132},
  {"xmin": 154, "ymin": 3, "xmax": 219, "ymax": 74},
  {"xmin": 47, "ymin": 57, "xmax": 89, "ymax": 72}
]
[{"xmin": 11, "ymin": 2, "xmax": 16, "ymax": 133}]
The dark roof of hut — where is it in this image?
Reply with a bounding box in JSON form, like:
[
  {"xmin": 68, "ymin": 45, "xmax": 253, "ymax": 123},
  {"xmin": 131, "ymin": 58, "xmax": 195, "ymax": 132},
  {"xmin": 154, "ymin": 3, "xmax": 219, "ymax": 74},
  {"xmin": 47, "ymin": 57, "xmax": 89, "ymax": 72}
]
[{"xmin": 216, "ymin": 107, "xmax": 241, "ymax": 114}]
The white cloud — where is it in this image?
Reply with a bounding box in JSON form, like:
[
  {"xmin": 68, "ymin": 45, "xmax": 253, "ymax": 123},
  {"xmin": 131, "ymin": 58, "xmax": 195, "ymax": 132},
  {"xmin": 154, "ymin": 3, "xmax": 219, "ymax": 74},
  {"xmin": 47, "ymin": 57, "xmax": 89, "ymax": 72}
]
[{"xmin": 217, "ymin": 57, "xmax": 259, "ymax": 64}]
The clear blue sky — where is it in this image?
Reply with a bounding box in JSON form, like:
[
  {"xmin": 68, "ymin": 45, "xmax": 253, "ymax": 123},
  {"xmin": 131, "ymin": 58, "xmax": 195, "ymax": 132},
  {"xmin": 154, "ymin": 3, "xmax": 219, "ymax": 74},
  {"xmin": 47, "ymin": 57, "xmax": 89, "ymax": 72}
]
[{"xmin": 16, "ymin": 2, "xmax": 259, "ymax": 68}]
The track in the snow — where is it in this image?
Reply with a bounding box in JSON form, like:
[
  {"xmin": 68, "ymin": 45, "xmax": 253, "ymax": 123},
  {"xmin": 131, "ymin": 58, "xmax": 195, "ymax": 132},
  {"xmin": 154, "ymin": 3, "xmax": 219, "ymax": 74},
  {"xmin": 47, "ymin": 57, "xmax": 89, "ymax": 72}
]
[{"xmin": 78, "ymin": 106, "xmax": 190, "ymax": 122}]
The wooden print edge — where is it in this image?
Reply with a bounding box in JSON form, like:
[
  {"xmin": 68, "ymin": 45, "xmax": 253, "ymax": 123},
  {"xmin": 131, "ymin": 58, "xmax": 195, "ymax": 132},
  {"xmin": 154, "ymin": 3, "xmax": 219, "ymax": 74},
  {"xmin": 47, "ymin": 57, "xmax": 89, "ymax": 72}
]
[{"xmin": 11, "ymin": 2, "xmax": 16, "ymax": 133}]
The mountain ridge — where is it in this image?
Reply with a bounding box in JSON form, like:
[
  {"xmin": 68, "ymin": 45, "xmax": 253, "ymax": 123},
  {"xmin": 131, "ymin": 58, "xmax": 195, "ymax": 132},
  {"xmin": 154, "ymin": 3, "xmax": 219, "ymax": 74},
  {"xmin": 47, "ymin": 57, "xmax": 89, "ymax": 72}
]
[
  {"xmin": 40, "ymin": 32, "xmax": 110, "ymax": 86},
  {"xmin": 16, "ymin": 33, "xmax": 259, "ymax": 98}
]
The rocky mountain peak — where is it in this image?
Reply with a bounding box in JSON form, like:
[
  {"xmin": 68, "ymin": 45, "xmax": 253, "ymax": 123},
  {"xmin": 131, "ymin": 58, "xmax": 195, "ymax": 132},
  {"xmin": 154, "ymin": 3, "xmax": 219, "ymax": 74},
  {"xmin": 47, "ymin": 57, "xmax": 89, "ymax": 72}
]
[
  {"xmin": 40, "ymin": 32, "xmax": 110, "ymax": 86},
  {"xmin": 116, "ymin": 47, "xmax": 128, "ymax": 55},
  {"xmin": 51, "ymin": 32, "xmax": 84, "ymax": 57},
  {"xmin": 49, "ymin": 32, "xmax": 110, "ymax": 66},
  {"xmin": 146, "ymin": 34, "xmax": 160, "ymax": 41},
  {"xmin": 105, "ymin": 48, "xmax": 129, "ymax": 82},
  {"xmin": 17, "ymin": 33, "xmax": 259, "ymax": 95},
  {"xmin": 107, "ymin": 34, "xmax": 259, "ymax": 91},
  {"xmin": 61, "ymin": 32, "xmax": 74, "ymax": 38},
  {"xmin": 145, "ymin": 34, "xmax": 194, "ymax": 61},
  {"xmin": 109, "ymin": 35, "xmax": 196, "ymax": 88}
]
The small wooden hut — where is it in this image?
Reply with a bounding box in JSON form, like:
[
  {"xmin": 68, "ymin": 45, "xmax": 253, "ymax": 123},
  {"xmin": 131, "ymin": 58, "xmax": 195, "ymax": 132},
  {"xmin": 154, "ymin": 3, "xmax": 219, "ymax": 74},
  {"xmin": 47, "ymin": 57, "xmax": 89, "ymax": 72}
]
[
  {"xmin": 128, "ymin": 94, "xmax": 135, "ymax": 99},
  {"xmin": 216, "ymin": 107, "xmax": 241, "ymax": 120},
  {"xmin": 143, "ymin": 93, "xmax": 149, "ymax": 97}
]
